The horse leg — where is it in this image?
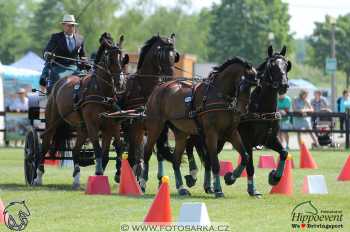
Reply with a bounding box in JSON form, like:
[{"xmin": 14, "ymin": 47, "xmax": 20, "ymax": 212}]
[
  {"xmin": 156, "ymin": 126, "xmax": 173, "ymax": 185},
  {"xmin": 84, "ymin": 123, "xmax": 103, "ymax": 175},
  {"xmin": 224, "ymin": 130, "xmax": 249, "ymax": 186},
  {"xmin": 139, "ymin": 121, "xmax": 164, "ymax": 193},
  {"xmin": 101, "ymin": 132, "xmax": 112, "ymax": 172},
  {"xmin": 128, "ymin": 122, "xmax": 144, "ymax": 178},
  {"xmin": 204, "ymin": 131, "xmax": 223, "ymax": 198},
  {"xmin": 113, "ymin": 136, "xmax": 123, "ymax": 183},
  {"xmin": 172, "ymin": 131, "xmax": 190, "ymax": 196},
  {"xmin": 245, "ymin": 147, "xmax": 262, "ymax": 198},
  {"xmin": 266, "ymin": 136, "xmax": 288, "ymax": 186},
  {"xmin": 71, "ymin": 130, "xmax": 87, "ymax": 189},
  {"xmin": 184, "ymin": 136, "xmax": 199, "ymax": 188}
]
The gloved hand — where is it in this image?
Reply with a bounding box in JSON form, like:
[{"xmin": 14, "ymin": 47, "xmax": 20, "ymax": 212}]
[{"xmin": 44, "ymin": 51, "xmax": 55, "ymax": 60}]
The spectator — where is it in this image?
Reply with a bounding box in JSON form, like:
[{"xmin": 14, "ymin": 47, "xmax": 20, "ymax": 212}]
[
  {"xmin": 311, "ymin": 90, "xmax": 329, "ymax": 112},
  {"xmin": 293, "ymin": 89, "xmax": 319, "ymax": 148},
  {"xmin": 337, "ymin": 90, "xmax": 350, "ymax": 137},
  {"xmin": 311, "ymin": 90, "xmax": 330, "ymax": 128},
  {"xmin": 277, "ymin": 94, "xmax": 292, "ymax": 150},
  {"xmin": 10, "ymin": 88, "xmax": 28, "ymax": 112}
]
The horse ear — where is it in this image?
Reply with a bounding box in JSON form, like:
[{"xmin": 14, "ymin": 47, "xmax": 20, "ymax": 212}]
[
  {"xmin": 280, "ymin": 46, "xmax": 287, "ymax": 56},
  {"xmin": 170, "ymin": 33, "xmax": 175, "ymax": 39},
  {"xmin": 175, "ymin": 52, "xmax": 180, "ymax": 63},
  {"xmin": 122, "ymin": 54, "xmax": 129, "ymax": 66},
  {"xmin": 268, "ymin": 45, "xmax": 273, "ymax": 57},
  {"xmin": 118, "ymin": 35, "xmax": 124, "ymax": 47},
  {"xmin": 287, "ymin": 60, "xmax": 292, "ymax": 72}
]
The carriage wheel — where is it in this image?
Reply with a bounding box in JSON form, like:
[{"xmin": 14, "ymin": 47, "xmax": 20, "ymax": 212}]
[{"xmin": 24, "ymin": 128, "xmax": 40, "ymax": 185}]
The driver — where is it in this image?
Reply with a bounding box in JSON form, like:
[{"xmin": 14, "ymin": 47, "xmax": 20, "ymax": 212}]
[{"xmin": 39, "ymin": 14, "xmax": 86, "ymax": 92}]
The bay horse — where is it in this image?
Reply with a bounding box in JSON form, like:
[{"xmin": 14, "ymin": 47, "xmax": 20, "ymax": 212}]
[
  {"xmin": 185, "ymin": 46, "xmax": 291, "ymax": 197},
  {"xmin": 140, "ymin": 57, "xmax": 257, "ymax": 197},
  {"xmin": 115, "ymin": 34, "xmax": 180, "ymax": 182},
  {"xmin": 33, "ymin": 33, "xmax": 128, "ymax": 187}
]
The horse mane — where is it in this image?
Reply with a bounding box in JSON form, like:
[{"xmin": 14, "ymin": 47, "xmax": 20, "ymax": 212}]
[
  {"xmin": 209, "ymin": 56, "xmax": 252, "ymax": 78},
  {"xmin": 137, "ymin": 36, "xmax": 163, "ymax": 70}
]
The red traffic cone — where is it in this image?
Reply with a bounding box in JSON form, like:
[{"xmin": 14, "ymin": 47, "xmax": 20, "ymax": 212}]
[
  {"xmin": 219, "ymin": 160, "xmax": 234, "ymax": 176},
  {"xmin": 85, "ymin": 175, "xmax": 111, "ymax": 195},
  {"xmin": 44, "ymin": 151, "xmax": 60, "ymax": 166},
  {"xmin": 119, "ymin": 153, "xmax": 143, "ymax": 196},
  {"xmin": 0, "ymin": 198, "xmax": 5, "ymax": 224},
  {"xmin": 237, "ymin": 155, "xmax": 247, "ymax": 177},
  {"xmin": 300, "ymin": 141, "xmax": 318, "ymax": 169},
  {"xmin": 270, "ymin": 155, "xmax": 293, "ymax": 195},
  {"xmin": 258, "ymin": 155, "xmax": 277, "ymax": 169},
  {"xmin": 337, "ymin": 155, "xmax": 350, "ymax": 181},
  {"xmin": 144, "ymin": 176, "xmax": 172, "ymax": 224}
]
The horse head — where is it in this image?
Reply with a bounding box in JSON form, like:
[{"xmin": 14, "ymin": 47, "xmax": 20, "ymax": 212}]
[
  {"xmin": 262, "ymin": 45, "xmax": 291, "ymax": 94},
  {"xmin": 96, "ymin": 33, "xmax": 129, "ymax": 90},
  {"xmin": 137, "ymin": 33, "xmax": 180, "ymax": 76}
]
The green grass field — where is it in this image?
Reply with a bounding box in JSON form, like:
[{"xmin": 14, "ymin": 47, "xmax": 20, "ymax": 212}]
[{"xmin": 0, "ymin": 148, "xmax": 350, "ymax": 232}]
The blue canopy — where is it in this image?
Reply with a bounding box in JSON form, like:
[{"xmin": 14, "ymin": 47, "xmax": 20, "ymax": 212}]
[
  {"xmin": 0, "ymin": 64, "xmax": 40, "ymax": 88},
  {"xmin": 10, "ymin": 51, "xmax": 45, "ymax": 72}
]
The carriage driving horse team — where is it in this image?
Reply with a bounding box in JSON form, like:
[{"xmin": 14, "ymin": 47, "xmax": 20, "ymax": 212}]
[{"xmin": 32, "ymin": 14, "xmax": 292, "ymax": 198}]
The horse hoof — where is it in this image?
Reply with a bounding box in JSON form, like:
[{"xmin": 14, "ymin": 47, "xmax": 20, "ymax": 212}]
[
  {"xmin": 114, "ymin": 174, "xmax": 120, "ymax": 183},
  {"xmin": 141, "ymin": 187, "xmax": 146, "ymax": 193},
  {"xmin": 95, "ymin": 171, "xmax": 103, "ymax": 176},
  {"xmin": 204, "ymin": 187, "xmax": 214, "ymax": 194},
  {"xmin": 178, "ymin": 188, "xmax": 191, "ymax": 196},
  {"xmin": 248, "ymin": 190, "xmax": 263, "ymax": 198},
  {"xmin": 33, "ymin": 178, "xmax": 42, "ymax": 186},
  {"xmin": 268, "ymin": 170, "xmax": 281, "ymax": 186},
  {"xmin": 214, "ymin": 191, "xmax": 225, "ymax": 198},
  {"xmin": 184, "ymin": 175, "xmax": 197, "ymax": 188},
  {"xmin": 72, "ymin": 183, "xmax": 80, "ymax": 190},
  {"xmin": 224, "ymin": 172, "xmax": 236, "ymax": 185}
]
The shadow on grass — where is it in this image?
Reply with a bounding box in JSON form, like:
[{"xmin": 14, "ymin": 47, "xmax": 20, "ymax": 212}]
[{"xmin": 0, "ymin": 183, "xmax": 79, "ymax": 192}]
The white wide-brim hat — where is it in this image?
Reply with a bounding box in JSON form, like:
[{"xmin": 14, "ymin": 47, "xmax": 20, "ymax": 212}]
[{"xmin": 61, "ymin": 14, "xmax": 78, "ymax": 25}]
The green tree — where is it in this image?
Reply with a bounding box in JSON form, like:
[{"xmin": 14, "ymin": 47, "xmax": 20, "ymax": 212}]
[
  {"xmin": 308, "ymin": 14, "xmax": 350, "ymax": 82},
  {"xmin": 207, "ymin": 0, "xmax": 291, "ymax": 65},
  {"xmin": 0, "ymin": 0, "xmax": 37, "ymax": 64}
]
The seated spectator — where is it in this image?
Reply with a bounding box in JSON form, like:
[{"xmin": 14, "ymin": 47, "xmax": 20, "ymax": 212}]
[
  {"xmin": 293, "ymin": 89, "xmax": 319, "ymax": 148},
  {"xmin": 277, "ymin": 94, "xmax": 292, "ymax": 150},
  {"xmin": 9, "ymin": 88, "xmax": 29, "ymax": 112}
]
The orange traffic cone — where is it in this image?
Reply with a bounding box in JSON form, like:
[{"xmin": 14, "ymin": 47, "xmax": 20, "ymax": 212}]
[
  {"xmin": 300, "ymin": 141, "xmax": 318, "ymax": 169},
  {"xmin": 270, "ymin": 155, "xmax": 293, "ymax": 195},
  {"xmin": 144, "ymin": 176, "xmax": 172, "ymax": 224},
  {"xmin": 0, "ymin": 198, "xmax": 5, "ymax": 224},
  {"xmin": 237, "ymin": 155, "xmax": 247, "ymax": 177},
  {"xmin": 119, "ymin": 153, "xmax": 143, "ymax": 196},
  {"xmin": 337, "ymin": 155, "xmax": 350, "ymax": 181}
]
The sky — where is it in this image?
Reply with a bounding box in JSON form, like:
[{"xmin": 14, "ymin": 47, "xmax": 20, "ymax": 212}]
[{"xmin": 152, "ymin": 0, "xmax": 350, "ymax": 39}]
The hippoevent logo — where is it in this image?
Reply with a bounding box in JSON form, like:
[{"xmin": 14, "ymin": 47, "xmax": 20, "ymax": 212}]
[
  {"xmin": 3, "ymin": 201, "xmax": 31, "ymax": 231},
  {"xmin": 291, "ymin": 201, "xmax": 343, "ymax": 230}
]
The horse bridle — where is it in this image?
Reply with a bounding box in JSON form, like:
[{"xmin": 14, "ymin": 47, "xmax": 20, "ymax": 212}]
[{"xmin": 154, "ymin": 42, "xmax": 178, "ymax": 75}]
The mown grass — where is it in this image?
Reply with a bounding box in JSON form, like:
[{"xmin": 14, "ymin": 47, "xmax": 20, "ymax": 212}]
[{"xmin": 0, "ymin": 148, "xmax": 350, "ymax": 232}]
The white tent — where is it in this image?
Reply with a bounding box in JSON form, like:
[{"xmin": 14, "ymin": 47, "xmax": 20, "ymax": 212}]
[{"xmin": 287, "ymin": 79, "xmax": 317, "ymax": 101}]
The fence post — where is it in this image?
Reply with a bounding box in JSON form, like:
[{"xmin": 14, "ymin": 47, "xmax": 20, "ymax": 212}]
[{"xmin": 346, "ymin": 111, "xmax": 350, "ymax": 149}]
